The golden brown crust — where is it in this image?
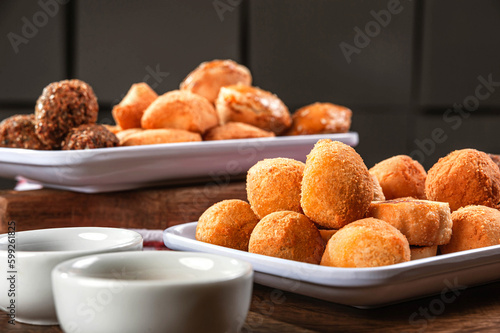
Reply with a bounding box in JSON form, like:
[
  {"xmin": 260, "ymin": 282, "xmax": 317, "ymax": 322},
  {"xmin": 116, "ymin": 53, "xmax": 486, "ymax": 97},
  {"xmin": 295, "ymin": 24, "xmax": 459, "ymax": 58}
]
[
  {"xmin": 112, "ymin": 83, "xmax": 158, "ymax": 130},
  {"xmin": 115, "ymin": 128, "xmax": 144, "ymax": 145},
  {"xmin": 286, "ymin": 102, "xmax": 352, "ymax": 136},
  {"xmin": 120, "ymin": 128, "xmax": 201, "ymax": 146},
  {"xmin": 196, "ymin": 199, "xmax": 259, "ymax": 251},
  {"xmin": 141, "ymin": 90, "xmax": 218, "ymax": 134},
  {"xmin": 410, "ymin": 245, "xmax": 438, "ymax": 260},
  {"xmin": 370, "ymin": 155, "xmax": 427, "ymax": 200},
  {"xmin": 367, "ymin": 198, "xmax": 452, "ymax": 246},
  {"xmin": 320, "ymin": 218, "xmax": 410, "ymax": 268},
  {"xmin": 180, "ymin": 59, "xmax": 252, "ymax": 103},
  {"xmin": 371, "ymin": 174, "xmax": 386, "ymax": 201},
  {"xmin": 103, "ymin": 124, "xmax": 122, "ymax": 135},
  {"xmin": 203, "ymin": 122, "xmax": 275, "ymax": 141},
  {"xmin": 488, "ymin": 153, "xmax": 500, "ymax": 170},
  {"xmin": 425, "ymin": 149, "xmax": 500, "ymax": 211},
  {"xmin": 440, "ymin": 205, "xmax": 500, "ymax": 254},
  {"xmin": 248, "ymin": 211, "xmax": 325, "ymax": 264},
  {"xmin": 215, "ymin": 84, "xmax": 291, "ymax": 135},
  {"xmin": 246, "ymin": 158, "xmax": 305, "ymax": 219},
  {"xmin": 301, "ymin": 139, "xmax": 373, "ymax": 229}
]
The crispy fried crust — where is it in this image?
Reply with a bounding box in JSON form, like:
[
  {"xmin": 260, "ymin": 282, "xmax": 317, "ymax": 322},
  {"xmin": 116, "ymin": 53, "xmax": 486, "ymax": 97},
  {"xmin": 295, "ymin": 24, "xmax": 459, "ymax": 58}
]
[
  {"xmin": 180, "ymin": 59, "xmax": 252, "ymax": 103},
  {"xmin": 120, "ymin": 128, "xmax": 201, "ymax": 146},
  {"xmin": 115, "ymin": 128, "xmax": 144, "ymax": 145},
  {"xmin": 320, "ymin": 218, "xmax": 410, "ymax": 268},
  {"xmin": 410, "ymin": 245, "xmax": 438, "ymax": 260},
  {"xmin": 286, "ymin": 102, "xmax": 352, "ymax": 136},
  {"xmin": 196, "ymin": 199, "xmax": 259, "ymax": 251},
  {"xmin": 368, "ymin": 198, "xmax": 452, "ymax": 246},
  {"xmin": 103, "ymin": 124, "xmax": 122, "ymax": 134},
  {"xmin": 371, "ymin": 174, "xmax": 386, "ymax": 201},
  {"xmin": 319, "ymin": 229, "xmax": 338, "ymax": 244},
  {"xmin": 246, "ymin": 158, "xmax": 305, "ymax": 219},
  {"xmin": 61, "ymin": 124, "xmax": 119, "ymax": 150},
  {"xmin": 301, "ymin": 139, "xmax": 373, "ymax": 229},
  {"xmin": 425, "ymin": 149, "xmax": 500, "ymax": 211},
  {"xmin": 204, "ymin": 122, "xmax": 275, "ymax": 141},
  {"xmin": 370, "ymin": 155, "xmax": 427, "ymax": 200},
  {"xmin": 248, "ymin": 211, "xmax": 325, "ymax": 264},
  {"xmin": 0, "ymin": 114, "xmax": 50, "ymax": 150},
  {"xmin": 112, "ymin": 82, "xmax": 158, "ymax": 130},
  {"xmin": 216, "ymin": 84, "xmax": 291, "ymax": 135},
  {"xmin": 141, "ymin": 90, "xmax": 218, "ymax": 134},
  {"xmin": 440, "ymin": 205, "xmax": 500, "ymax": 254}
]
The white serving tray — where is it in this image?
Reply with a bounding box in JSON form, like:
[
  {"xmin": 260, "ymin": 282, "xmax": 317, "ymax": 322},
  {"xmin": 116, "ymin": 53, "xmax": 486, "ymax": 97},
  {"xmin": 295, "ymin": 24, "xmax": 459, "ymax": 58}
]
[
  {"xmin": 164, "ymin": 222, "xmax": 500, "ymax": 308},
  {"xmin": 0, "ymin": 133, "xmax": 358, "ymax": 193}
]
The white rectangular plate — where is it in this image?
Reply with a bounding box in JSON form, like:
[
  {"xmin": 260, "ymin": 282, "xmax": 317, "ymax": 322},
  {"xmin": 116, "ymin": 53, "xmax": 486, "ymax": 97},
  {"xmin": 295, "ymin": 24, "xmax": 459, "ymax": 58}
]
[
  {"xmin": 164, "ymin": 222, "xmax": 500, "ymax": 308},
  {"xmin": 0, "ymin": 133, "xmax": 358, "ymax": 193}
]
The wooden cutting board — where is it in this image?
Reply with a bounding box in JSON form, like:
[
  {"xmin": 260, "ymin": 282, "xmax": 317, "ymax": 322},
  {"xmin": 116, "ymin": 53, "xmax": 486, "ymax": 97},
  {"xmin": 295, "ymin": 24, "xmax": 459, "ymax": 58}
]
[{"xmin": 0, "ymin": 182, "xmax": 247, "ymax": 233}]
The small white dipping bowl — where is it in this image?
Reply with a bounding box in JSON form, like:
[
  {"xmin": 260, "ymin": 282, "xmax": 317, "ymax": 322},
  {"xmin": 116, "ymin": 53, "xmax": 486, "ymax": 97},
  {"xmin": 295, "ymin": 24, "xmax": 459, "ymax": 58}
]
[
  {"xmin": 52, "ymin": 251, "xmax": 253, "ymax": 333},
  {"xmin": 0, "ymin": 227, "xmax": 143, "ymax": 325}
]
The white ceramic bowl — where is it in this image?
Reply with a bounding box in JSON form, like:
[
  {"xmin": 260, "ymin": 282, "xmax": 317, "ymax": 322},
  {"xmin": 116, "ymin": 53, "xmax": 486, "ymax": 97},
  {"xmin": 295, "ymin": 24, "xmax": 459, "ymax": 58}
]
[
  {"xmin": 0, "ymin": 227, "xmax": 143, "ymax": 325},
  {"xmin": 52, "ymin": 251, "xmax": 253, "ymax": 333}
]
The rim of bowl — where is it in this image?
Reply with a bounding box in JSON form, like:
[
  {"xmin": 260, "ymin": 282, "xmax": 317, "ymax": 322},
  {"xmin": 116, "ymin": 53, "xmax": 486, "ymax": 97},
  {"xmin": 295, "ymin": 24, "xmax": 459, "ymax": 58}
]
[
  {"xmin": 0, "ymin": 227, "xmax": 143, "ymax": 255},
  {"xmin": 53, "ymin": 251, "xmax": 253, "ymax": 286}
]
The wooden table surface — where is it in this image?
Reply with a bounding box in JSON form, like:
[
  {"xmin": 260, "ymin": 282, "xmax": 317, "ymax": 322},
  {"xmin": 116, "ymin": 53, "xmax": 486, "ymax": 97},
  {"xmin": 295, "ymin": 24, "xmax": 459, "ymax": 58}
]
[
  {"xmin": 2, "ymin": 184, "xmax": 500, "ymax": 332},
  {"xmin": 2, "ymin": 281, "xmax": 500, "ymax": 332}
]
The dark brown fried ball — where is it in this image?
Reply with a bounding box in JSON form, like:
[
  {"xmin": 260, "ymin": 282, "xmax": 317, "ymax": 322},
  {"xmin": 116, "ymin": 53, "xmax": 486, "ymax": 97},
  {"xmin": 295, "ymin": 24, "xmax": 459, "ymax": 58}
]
[
  {"xmin": 369, "ymin": 155, "xmax": 427, "ymax": 200},
  {"xmin": 426, "ymin": 149, "xmax": 500, "ymax": 211},
  {"xmin": 248, "ymin": 211, "xmax": 325, "ymax": 264},
  {"xmin": 35, "ymin": 79, "xmax": 99, "ymax": 149},
  {"xmin": 246, "ymin": 158, "xmax": 305, "ymax": 219},
  {"xmin": 61, "ymin": 124, "xmax": 119, "ymax": 150},
  {"xmin": 0, "ymin": 114, "xmax": 50, "ymax": 150},
  {"xmin": 320, "ymin": 218, "xmax": 411, "ymax": 268},
  {"xmin": 286, "ymin": 102, "xmax": 352, "ymax": 136},
  {"xmin": 301, "ymin": 139, "xmax": 373, "ymax": 229},
  {"xmin": 196, "ymin": 199, "xmax": 259, "ymax": 251},
  {"xmin": 440, "ymin": 205, "xmax": 500, "ymax": 254}
]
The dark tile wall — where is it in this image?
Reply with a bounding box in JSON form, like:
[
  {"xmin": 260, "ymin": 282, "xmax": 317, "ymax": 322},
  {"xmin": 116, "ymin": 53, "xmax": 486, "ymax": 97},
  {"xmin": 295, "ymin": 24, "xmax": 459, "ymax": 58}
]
[{"xmin": 1, "ymin": 0, "xmax": 500, "ymax": 189}]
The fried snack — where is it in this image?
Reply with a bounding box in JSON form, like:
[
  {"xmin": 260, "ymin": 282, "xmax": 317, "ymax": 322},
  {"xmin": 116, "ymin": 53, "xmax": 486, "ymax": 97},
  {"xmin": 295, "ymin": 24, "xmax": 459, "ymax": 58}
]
[
  {"xmin": 103, "ymin": 124, "xmax": 122, "ymax": 134},
  {"xmin": 319, "ymin": 229, "xmax": 338, "ymax": 244},
  {"xmin": 371, "ymin": 174, "xmax": 385, "ymax": 201},
  {"xmin": 204, "ymin": 122, "xmax": 275, "ymax": 141},
  {"xmin": 246, "ymin": 158, "xmax": 305, "ymax": 219},
  {"xmin": 368, "ymin": 198, "xmax": 452, "ymax": 246},
  {"xmin": 369, "ymin": 155, "xmax": 427, "ymax": 200},
  {"xmin": 320, "ymin": 218, "xmax": 411, "ymax": 268},
  {"xmin": 112, "ymin": 82, "xmax": 158, "ymax": 129},
  {"xmin": 410, "ymin": 245, "xmax": 438, "ymax": 260},
  {"xmin": 425, "ymin": 149, "xmax": 500, "ymax": 211},
  {"xmin": 216, "ymin": 84, "xmax": 291, "ymax": 135},
  {"xmin": 248, "ymin": 211, "xmax": 325, "ymax": 264},
  {"xmin": 286, "ymin": 102, "xmax": 352, "ymax": 136},
  {"xmin": 115, "ymin": 128, "xmax": 143, "ymax": 145},
  {"xmin": 61, "ymin": 124, "xmax": 119, "ymax": 150},
  {"xmin": 35, "ymin": 79, "xmax": 98, "ymax": 149},
  {"xmin": 120, "ymin": 129, "xmax": 201, "ymax": 146},
  {"xmin": 141, "ymin": 90, "xmax": 218, "ymax": 134},
  {"xmin": 440, "ymin": 205, "xmax": 500, "ymax": 254},
  {"xmin": 0, "ymin": 114, "xmax": 50, "ymax": 150},
  {"xmin": 180, "ymin": 59, "xmax": 252, "ymax": 103},
  {"xmin": 301, "ymin": 139, "xmax": 373, "ymax": 229},
  {"xmin": 196, "ymin": 199, "xmax": 259, "ymax": 251},
  {"xmin": 488, "ymin": 153, "xmax": 500, "ymax": 170}
]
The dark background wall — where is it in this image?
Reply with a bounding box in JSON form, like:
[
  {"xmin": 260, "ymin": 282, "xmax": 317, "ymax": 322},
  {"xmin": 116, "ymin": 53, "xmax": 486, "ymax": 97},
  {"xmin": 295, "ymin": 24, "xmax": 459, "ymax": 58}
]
[{"xmin": 1, "ymin": 0, "xmax": 499, "ymax": 189}]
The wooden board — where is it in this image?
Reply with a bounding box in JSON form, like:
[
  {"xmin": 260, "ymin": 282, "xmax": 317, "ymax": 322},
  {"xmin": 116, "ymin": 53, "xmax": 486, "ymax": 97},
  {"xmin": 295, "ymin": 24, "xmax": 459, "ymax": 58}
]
[{"xmin": 0, "ymin": 182, "xmax": 247, "ymax": 233}]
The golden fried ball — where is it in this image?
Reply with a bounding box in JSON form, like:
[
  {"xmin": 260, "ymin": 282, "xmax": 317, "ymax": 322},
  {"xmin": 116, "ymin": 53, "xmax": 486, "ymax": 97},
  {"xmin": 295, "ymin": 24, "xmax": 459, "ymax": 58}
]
[
  {"xmin": 196, "ymin": 199, "xmax": 260, "ymax": 251},
  {"xmin": 301, "ymin": 139, "xmax": 373, "ymax": 229},
  {"xmin": 246, "ymin": 158, "xmax": 305, "ymax": 219},
  {"xmin": 369, "ymin": 155, "xmax": 427, "ymax": 200},
  {"xmin": 248, "ymin": 211, "xmax": 325, "ymax": 264},
  {"xmin": 320, "ymin": 218, "xmax": 411, "ymax": 268},
  {"xmin": 440, "ymin": 205, "xmax": 500, "ymax": 254},
  {"xmin": 425, "ymin": 149, "xmax": 500, "ymax": 211}
]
